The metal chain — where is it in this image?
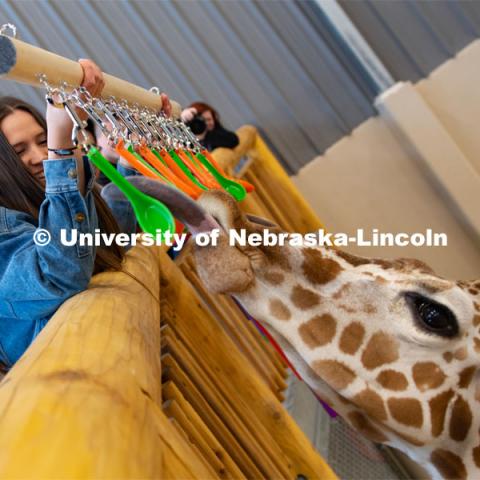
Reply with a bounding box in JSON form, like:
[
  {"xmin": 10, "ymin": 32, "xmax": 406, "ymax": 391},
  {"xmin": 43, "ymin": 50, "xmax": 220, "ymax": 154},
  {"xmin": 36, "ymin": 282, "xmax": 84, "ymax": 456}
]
[{"xmin": 38, "ymin": 74, "xmax": 198, "ymax": 152}]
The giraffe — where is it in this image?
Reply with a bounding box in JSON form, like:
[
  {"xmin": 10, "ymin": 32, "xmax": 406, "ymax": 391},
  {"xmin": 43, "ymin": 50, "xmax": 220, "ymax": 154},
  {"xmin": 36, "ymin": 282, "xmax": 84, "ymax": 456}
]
[{"xmin": 118, "ymin": 180, "xmax": 480, "ymax": 480}]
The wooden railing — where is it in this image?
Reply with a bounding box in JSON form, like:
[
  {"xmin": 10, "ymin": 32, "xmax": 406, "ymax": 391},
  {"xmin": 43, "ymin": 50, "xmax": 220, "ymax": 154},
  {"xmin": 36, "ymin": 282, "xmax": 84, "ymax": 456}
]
[
  {"xmin": 213, "ymin": 125, "xmax": 324, "ymax": 234},
  {"xmin": 0, "ymin": 128, "xmax": 336, "ymax": 479}
]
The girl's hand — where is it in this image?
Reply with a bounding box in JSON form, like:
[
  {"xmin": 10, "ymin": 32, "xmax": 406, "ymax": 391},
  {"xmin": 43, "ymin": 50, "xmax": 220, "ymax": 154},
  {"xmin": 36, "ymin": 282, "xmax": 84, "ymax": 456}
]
[
  {"xmin": 160, "ymin": 92, "xmax": 172, "ymax": 118},
  {"xmin": 78, "ymin": 58, "xmax": 105, "ymax": 98}
]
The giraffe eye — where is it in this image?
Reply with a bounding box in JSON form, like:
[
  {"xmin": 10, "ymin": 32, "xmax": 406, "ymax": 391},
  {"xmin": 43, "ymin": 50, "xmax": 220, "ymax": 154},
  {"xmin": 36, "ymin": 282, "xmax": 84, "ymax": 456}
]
[{"xmin": 404, "ymin": 292, "xmax": 459, "ymax": 338}]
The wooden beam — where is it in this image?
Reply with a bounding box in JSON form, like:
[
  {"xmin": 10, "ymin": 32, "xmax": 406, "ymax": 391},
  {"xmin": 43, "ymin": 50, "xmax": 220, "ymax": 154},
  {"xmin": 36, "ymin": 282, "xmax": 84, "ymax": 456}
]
[
  {"xmin": 0, "ymin": 35, "xmax": 182, "ymax": 117},
  {"xmin": 159, "ymin": 248, "xmax": 338, "ymax": 480},
  {"xmin": 0, "ymin": 246, "xmax": 210, "ymax": 479}
]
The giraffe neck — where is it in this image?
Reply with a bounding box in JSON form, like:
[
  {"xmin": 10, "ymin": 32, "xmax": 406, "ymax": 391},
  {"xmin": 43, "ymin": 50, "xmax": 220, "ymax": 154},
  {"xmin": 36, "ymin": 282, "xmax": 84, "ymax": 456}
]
[{"xmin": 233, "ymin": 250, "xmax": 480, "ymax": 480}]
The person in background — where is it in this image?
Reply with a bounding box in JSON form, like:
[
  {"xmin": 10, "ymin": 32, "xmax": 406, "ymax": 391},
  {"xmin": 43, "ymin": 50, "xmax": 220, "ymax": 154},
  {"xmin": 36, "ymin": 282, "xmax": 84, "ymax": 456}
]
[{"xmin": 181, "ymin": 101, "xmax": 239, "ymax": 151}]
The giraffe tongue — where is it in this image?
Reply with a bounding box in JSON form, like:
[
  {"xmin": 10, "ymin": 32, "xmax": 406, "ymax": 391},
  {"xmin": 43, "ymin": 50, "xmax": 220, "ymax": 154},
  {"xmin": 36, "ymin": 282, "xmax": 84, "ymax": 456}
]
[{"xmin": 101, "ymin": 177, "xmax": 220, "ymax": 235}]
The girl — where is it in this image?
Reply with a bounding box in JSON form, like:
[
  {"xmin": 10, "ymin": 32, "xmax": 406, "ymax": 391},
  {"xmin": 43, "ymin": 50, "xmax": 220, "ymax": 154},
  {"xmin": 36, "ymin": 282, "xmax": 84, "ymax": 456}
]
[{"xmin": 0, "ymin": 60, "xmax": 152, "ymax": 373}]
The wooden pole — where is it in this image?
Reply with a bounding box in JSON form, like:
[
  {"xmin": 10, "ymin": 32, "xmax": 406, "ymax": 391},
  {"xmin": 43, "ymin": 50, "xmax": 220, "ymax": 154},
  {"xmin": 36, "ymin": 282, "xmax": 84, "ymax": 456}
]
[{"xmin": 0, "ymin": 35, "xmax": 182, "ymax": 117}]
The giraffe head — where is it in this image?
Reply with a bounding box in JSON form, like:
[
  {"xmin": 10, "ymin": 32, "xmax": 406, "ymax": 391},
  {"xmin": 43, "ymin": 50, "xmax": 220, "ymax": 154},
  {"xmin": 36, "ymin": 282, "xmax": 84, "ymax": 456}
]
[{"xmin": 128, "ymin": 181, "xmax": 480, "ymax": 480}]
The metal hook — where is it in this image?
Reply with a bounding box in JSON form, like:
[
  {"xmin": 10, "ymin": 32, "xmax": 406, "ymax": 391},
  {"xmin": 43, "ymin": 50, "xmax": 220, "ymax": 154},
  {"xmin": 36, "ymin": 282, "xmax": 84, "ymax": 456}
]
[
  {"xmin": 62, "ymin": 100, "xmax": 90, "ymax": 148},
  {"xmin": 38, "ymin": 74, "xmax": 64, "ymax": 109},
  {"xmin": 0, "ymin": 23, "xmax": 17, "ymax": 38},
  {"xmin": 37, "ymin": 73, "xmax": 52, "ymax": 92}
]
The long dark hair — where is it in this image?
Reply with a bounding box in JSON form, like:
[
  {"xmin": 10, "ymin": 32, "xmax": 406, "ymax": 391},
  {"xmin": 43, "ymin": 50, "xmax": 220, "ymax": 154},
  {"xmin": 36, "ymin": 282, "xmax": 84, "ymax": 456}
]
[{"xmin": 0, "ymin": 96, "xmax": 126, "ymax": 274}]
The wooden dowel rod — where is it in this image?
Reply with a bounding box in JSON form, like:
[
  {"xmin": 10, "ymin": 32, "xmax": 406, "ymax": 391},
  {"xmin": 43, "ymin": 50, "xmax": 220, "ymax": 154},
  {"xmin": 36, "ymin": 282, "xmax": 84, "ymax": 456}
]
[{"xmin": 0, "ymin": 35, "xmax": 182, "ymax": 117}]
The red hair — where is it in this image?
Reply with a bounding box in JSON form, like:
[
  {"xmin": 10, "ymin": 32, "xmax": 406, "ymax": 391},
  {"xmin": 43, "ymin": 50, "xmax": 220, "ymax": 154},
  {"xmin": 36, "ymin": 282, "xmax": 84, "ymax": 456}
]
[{"xmin": 189, "ymin": 102, "xmax": 220, "ymax": 126}]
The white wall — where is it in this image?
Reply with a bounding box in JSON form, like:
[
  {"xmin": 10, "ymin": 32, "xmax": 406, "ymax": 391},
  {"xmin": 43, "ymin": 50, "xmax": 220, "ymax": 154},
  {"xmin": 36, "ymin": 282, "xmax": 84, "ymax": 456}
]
[{"xmin": 293, "ymin": 40, "xmax": 480, "ymax": 280}]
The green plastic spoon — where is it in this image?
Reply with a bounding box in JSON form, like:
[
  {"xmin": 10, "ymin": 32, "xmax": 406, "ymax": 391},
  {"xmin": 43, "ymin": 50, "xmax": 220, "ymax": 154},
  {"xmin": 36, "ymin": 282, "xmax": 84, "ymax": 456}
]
[
  {"xmin": 192, "ymin": 151, "xmax": 246, "ymax": 201},
  {"xmin": 87, "ymin": 147, "xmax": 176, "ymax": 237},
  {"xmin": 165, "ymin": 149, "xmax": 208, "ymax": 191}
]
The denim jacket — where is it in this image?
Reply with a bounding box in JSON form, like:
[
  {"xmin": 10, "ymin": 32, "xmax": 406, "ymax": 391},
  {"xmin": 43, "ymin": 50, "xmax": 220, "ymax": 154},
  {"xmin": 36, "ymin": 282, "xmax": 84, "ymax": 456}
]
[{"xmin": 0, "ymin": 157, "xmax": 136, "ymax": 369}]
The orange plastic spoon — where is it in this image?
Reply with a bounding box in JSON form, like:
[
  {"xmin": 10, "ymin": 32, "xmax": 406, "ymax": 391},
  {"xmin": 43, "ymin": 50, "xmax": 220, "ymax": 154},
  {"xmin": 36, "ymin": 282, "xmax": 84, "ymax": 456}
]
[
  {"xmin": 178, "ymin": 149, "xmax": 220, "ymax": 189},
  {"xmin": 115, "ymin": 140, "xmax": 162, "ymax": 180},
  {"xmin": 138, "ymin": 145, "xmax": 200, "ymax": 199}
]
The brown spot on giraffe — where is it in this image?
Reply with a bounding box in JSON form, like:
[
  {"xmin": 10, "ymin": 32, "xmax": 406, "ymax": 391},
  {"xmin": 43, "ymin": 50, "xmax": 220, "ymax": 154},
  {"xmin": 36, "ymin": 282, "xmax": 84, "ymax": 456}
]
[
  {"xmin": 443, "ymin": 352, "xmax": 454, "ymax": 363},
  {"xmin": 263, "ymin": 271, "xmax": 285, "ymax": 285},
  {"xmin": 469, "ymin": 288, "xmax": 479, "ymax": 295},
  {"xmin": 373, "ymin": 257, "xmax": 434, "ymax": 274},
  {"xmin": 361, "ymin": 332, "xmax": 399, "ymax": 370},
  {"xmin": 474, "ymin": 338, "xmax": 480, "ymax": 354},
  {"xmin": 431, "ymin": 449, "xmax": 467, "ymax": 480},
  {"xmin": 454, "ymin": 347, "xmax": 468, "ymax": 361},
  {"xmin": 458, "ymin": 366, "xmax": 476, "ymax": 389},
  {"xmin": 312, "ymin": 359, "xmax": 355, "ymax": 391},
  {"xmin": 260, "ymin": 244, "xmax": 291, "ymax": 271},
  {"xmin": 429, "ymin": 389, "xmax": 455, "ymax": 437},
  {"xmin": 302, "ymin": 248, "xmax": 342, "ymax": 285},
  {"xmin": 347, "ymin": 411, "xmax": 388, "ymax": 443},
  {"xmin": 474, "ymin": 301, "xmax": 480, "ymax": 312},
  {"xmin": 387, "ymin": 397, "xmax": 423, "ymax": 428},
  {"xmin": 363, "ymin": 304, "xmax": 377, "ymax": 314},
  {"xmin": 396, "ymin": 258, "xmax": 435, "ymax": 274},
  {"xmin": 299, "ymin": 314, "xmax": 337, "ymax": 348},
  {"xmin": 449, "ymin": 395, "xmax": 472, "ymax": 442},
  {"xmin": 332, "ymin": 283, "xmax": 351, "ymax": 300},
  {"xmin": 339, "ymin": 322, "xmax": 365, "ymax": 355},
  {"xmin": 269, "ymin": 299, "xmax": 291, "ymax": 321},
  {"xmin": 338, "ymin": 303, "xmax": 356, "ymax": 313},
  {"xmin": 290, "ymin": 284, "xmax": 320, "ymax": 310},
  {"xmin": 353, "ymin": 388, "xmax": 388, "ymax": 422},
  {"xmin": 373, "ymin": 259, "xmax": 392, "ymax": 270},
  {"xmin": 376, "ymin": 370, "xmax": 408, "ymax": 391},
  {"xmin": 473, "ymin": 445, "xmax": 480, "ymax": 468},
  {"xmin": 473, "ymin": 315, "xmax": 480, "ymax": 327},
  {"xmin": 412, "ymin": 362, "xmax": 446, "ymax": 391}
]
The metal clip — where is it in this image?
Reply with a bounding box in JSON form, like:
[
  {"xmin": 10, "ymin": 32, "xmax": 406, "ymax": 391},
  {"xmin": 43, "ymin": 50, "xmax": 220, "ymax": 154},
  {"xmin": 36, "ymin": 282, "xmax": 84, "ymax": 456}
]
[
  {"xmin": 0, "ymin": 24, "xmax": 17, "ymax": 38},
  {"xmin": 63, "ymin": 101, "xmax": 90, "ymax": 148}
]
